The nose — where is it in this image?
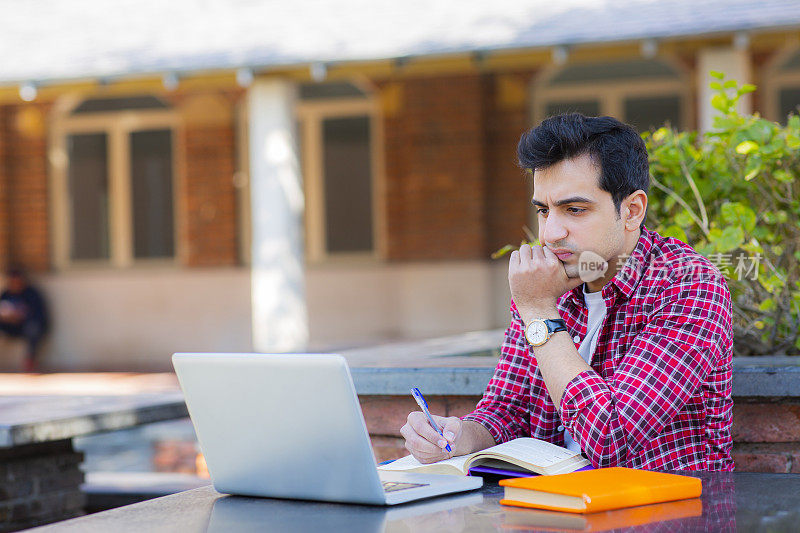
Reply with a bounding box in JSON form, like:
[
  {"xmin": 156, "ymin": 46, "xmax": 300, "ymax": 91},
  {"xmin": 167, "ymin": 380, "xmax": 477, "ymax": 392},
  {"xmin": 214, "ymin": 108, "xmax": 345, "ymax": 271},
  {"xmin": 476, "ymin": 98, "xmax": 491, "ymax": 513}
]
[{"xmin": 541, "ymin": 212, "xmax": 568, "ymax": 245}]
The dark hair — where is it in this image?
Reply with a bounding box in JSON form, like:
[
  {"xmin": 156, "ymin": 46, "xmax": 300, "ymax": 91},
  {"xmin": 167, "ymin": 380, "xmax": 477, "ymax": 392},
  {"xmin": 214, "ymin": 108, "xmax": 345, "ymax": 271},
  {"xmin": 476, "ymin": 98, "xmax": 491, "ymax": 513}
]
[{"xmin": 517, "ymin": 113, "xmax": 649, "ymax": 229}]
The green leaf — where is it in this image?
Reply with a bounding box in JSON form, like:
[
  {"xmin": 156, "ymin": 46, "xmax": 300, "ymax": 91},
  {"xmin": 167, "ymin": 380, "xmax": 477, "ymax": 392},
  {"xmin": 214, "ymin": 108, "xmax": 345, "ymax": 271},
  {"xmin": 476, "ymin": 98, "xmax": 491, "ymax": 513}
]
[
  {"xmin": 491, "ymin": 245, "xmax": 514, "ymax": 259},
  {"xmin": 713, "ymin": 116, "xmax": 741, "ymax": 131},
  {"xmin": 723, "ymin": 80, "xmax": 738, "ymax": 89},
  {"xmin": 711, "ymin": 94, "xmax": 729, "ymax": 112},
  {"xmin": 720, "ymin": 202, "xmax": 757, "ymax": 232},
  {"xmin": 735, "ymin": 140, "xmax": 759, "ymax": 155},
  {"xmin": 709, "ymin": 70, "xmax": 725, "ymax": 80},
  {"xmin": 739, "ymin": 84, "xmax": 756, "ymax": 94},
  {"xmin": 652, "ymin": 128, "xmax": 668, "ymax": 142},
  {"xmin": 774, "ymin": 170, "xmax": 794, "ymax": 183},
  {"xmin": 744, "ymin": 158, "xmax": 761, "ymax": 181},
  {"xmin": 758, "ymin": 299, "xmax": 776, "ymax": 312},
  {"xmin": 673, "ymin": 211, "xmax": 692, "ymax": 227},
  {"xmin": 710, "ymin": 226, "xmax": 744, "ymax": 253},
  {"xmin": 709, "ymin": 81, "xmax": 723, "ymax": 91},
  {"xmin": 662, "ymin": 225, "xmax": 689, "ymax": 243}
]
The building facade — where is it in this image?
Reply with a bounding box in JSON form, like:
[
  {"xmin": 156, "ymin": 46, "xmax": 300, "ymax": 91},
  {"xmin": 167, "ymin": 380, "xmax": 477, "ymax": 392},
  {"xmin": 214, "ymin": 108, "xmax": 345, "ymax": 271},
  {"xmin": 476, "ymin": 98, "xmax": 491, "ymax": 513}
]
[{"xmin": 2, "ymin": 18, "xmax": 800, "ymax": 369}]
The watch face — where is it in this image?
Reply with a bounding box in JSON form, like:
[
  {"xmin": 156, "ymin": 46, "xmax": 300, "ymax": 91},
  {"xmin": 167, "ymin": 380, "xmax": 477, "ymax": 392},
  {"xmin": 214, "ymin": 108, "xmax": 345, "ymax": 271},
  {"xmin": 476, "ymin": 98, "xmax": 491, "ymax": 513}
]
[{"xmin": 526, "ymin": 320, "xmax": 548, "ymax": 345}]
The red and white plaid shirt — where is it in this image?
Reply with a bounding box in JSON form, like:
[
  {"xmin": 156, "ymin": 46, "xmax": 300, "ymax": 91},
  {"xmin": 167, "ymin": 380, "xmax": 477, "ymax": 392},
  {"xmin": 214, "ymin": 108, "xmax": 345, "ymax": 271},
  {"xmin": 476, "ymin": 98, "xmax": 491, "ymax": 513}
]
[{"xmin": 463, "ymin": 227, "xmax": 734, "ymax": 471}]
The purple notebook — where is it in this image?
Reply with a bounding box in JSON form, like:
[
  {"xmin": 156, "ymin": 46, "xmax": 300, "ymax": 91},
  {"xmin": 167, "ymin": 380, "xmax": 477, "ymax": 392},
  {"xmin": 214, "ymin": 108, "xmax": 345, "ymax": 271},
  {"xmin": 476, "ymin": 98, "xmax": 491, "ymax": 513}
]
[{"xmin": 467, "ymin": 464, "xmax": 594, "ymax": 478}]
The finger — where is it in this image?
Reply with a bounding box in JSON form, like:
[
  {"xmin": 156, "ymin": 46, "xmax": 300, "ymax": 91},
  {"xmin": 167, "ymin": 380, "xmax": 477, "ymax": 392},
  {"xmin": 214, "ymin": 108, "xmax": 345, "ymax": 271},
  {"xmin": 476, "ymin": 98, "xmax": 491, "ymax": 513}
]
[
  {"xmin": 509, "ymin": 249, "xmax": 520, "ymax": 267},
  {"xmin": 441, "ymin": 417, "xmax": 461, "ymax": 443},
  {"xmin": 541, "ymin": 245, "xmax": 560, "ymax": 264},
  {"xmin": 530, "ymin": 244, "xmax": 546, "ymax": 263},
  {"xmin": 408, "ymin": 412, "xmax": 447, "ymax": 445},
  {"xmin": 518, "ymin": 244, "xmax": 532, "ymax": 263},
  {"xmin": 401, "ymin": 424, "xmax": 442, "ymax": 457}
]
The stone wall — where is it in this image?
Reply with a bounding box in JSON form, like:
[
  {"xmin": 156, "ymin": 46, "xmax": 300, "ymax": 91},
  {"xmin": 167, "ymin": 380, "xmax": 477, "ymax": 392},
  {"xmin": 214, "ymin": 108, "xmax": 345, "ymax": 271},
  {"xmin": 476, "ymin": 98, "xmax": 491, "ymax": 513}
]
[
  {"xmin": 0, "ymin": 439, "xmax": 85, "ymax": 531},
  {"xmin": 362, "ymin": 394, "xmax": 800, "ymax": 472}
]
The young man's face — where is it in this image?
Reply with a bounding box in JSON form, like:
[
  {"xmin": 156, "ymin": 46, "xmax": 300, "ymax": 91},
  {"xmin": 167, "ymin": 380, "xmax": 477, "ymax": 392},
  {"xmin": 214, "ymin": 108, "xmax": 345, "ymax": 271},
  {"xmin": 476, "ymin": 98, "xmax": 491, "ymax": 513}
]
[{"xmin": 532, "ymin": 153, "xmax": 636, "ymax": 289}]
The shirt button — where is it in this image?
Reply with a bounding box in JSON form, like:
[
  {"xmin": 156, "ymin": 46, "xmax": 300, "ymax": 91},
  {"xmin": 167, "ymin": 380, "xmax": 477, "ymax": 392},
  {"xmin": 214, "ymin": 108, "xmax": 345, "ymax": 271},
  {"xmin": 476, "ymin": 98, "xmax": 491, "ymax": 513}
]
[
  {"xmin": 573, "ymin": 335, "xmax": 581, "ymax": 343},
  {"xmin": 558, "ymin": 425, "xmax": 565, "ymax": 431}
]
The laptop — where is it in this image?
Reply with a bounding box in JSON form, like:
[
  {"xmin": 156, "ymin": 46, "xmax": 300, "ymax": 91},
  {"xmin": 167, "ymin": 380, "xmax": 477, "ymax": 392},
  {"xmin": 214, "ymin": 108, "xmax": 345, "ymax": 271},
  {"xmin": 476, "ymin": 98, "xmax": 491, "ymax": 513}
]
[{"xmin": 172, "ymin": 353, "xmax": 482, "ymax": 505}]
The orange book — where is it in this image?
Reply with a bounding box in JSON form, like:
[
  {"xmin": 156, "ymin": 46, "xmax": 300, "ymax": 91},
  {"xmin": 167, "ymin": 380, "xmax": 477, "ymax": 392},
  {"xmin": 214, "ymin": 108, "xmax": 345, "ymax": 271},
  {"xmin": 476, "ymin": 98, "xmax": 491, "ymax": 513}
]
[{"xmin": 499, "ymin": 467, "xmax": 702, "ymax": 514}]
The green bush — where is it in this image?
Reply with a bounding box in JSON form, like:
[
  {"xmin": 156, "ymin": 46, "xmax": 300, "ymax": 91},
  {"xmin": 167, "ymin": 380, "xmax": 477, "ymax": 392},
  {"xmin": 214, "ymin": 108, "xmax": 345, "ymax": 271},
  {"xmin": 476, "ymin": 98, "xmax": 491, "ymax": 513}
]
[{"xmin": 646, "ymin": 72, "xmax": 800, "ymax": 355}]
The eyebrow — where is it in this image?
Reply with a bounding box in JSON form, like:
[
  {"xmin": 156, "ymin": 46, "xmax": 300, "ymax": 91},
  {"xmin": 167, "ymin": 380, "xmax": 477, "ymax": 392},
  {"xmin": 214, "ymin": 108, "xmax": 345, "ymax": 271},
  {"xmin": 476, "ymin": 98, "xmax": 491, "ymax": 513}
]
[{"xmin": 531, "ymin": 196, "xmax": 596, "ymax": 208}]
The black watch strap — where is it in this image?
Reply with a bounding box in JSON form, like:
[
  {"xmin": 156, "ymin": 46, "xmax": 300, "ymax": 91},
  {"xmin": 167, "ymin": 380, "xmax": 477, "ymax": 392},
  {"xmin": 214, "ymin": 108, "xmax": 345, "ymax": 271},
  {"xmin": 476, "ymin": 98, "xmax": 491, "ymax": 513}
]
[{"xmin": 544, "ymin": 318, "xmax": 567, "ymax": 334}]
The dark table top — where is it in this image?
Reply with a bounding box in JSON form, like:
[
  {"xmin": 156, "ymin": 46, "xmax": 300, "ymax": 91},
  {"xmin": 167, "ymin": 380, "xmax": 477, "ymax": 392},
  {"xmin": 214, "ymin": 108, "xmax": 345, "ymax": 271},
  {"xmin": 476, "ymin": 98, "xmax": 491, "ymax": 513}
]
[{"xmin": 30, "ymin": 471, "xmax": 800, "ymax": 532}]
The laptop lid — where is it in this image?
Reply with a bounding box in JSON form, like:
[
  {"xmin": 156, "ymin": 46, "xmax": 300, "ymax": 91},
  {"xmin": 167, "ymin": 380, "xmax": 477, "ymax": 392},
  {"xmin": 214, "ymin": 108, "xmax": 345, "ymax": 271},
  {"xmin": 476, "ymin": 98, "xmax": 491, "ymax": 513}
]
[{"xmin": 172, "ymin": 353, "xmax": 387, "ymax": 504}]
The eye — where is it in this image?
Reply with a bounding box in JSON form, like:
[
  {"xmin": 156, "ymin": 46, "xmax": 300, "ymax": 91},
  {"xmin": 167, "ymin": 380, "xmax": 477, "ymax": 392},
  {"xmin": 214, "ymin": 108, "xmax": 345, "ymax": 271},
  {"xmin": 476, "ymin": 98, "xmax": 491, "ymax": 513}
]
[
  {"xmin": 567, "ymin": 207, "xmax": 585, "ymax": 214},
  {"xmin": 536, "ymin": 208, "xmax": 549, "ymax": 216}
]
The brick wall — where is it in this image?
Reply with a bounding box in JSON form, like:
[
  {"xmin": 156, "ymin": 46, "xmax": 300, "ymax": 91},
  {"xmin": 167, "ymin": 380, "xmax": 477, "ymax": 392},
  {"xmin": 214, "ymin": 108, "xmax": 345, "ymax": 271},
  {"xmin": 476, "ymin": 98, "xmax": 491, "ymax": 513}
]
[
  {"xmin": 375, "ymin": 71, "xmax": 538, "ymax": 262},
  {"xmin": 0, "ymin": 107, "xmax": 8, "ymax": 271},
  {"xmin": 4, "ymin": 104, "xmax": 50, "ymax": 272},
  {"xmin": 170, "ymin": 90, "xmax": 242, "ymax": 268},
  {"xmin": 362, "ymin": 394, "xmax": 800, "ymax": 472},
  {"xmin": 483, "ymin": 71, "xmax": 537, "ymax": 257},
  {"xmin": 178, "ymin": 120, "xmax": 239, "ymax": 267},
  {"xmin": 0, "ymin": 439, "xmax": 85, "ymax": 531},
  {"xmin": 377, "ymin": 75, "xmax": 489, "ymax": 261},
  {"xmin": 732, "ymin": 400, "xmax": 800, "ymax": 473}
]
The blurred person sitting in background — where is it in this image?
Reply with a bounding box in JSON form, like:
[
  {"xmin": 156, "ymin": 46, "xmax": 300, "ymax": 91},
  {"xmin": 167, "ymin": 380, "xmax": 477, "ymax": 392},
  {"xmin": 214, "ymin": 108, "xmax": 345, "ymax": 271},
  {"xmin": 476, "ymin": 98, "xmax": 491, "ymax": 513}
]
[{"xmin": 0, "ymin": 267, "xmax": 49, "ymax": 372}]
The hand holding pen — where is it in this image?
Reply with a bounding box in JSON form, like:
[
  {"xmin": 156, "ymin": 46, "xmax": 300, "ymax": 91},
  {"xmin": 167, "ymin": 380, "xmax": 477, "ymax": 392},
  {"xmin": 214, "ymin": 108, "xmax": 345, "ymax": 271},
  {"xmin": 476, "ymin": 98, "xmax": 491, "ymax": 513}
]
[
  {"xmin": 400, "ymin": 387, "xmax": 469, "ymax": 464},
  {"xmin": 411, "ymin": 387, "xmax": 451, "ymax": 453}
]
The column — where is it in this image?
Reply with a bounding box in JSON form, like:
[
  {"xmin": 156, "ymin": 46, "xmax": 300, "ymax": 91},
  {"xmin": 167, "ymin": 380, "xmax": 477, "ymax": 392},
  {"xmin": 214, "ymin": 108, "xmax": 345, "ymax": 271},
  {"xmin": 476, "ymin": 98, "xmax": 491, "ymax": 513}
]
[
  {"xmin": 247, "ymin": 80, "xmax": 308, "ymax": 352},
  {"xmin": 698, "ymin": 46, "xmax": 751, "ymax": 132}
]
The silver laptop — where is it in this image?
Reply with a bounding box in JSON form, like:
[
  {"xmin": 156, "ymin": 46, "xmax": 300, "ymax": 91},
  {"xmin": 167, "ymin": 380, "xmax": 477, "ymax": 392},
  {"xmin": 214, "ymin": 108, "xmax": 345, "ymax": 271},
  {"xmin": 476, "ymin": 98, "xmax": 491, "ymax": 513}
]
[{"xmin": 172, "ymin": 353, "xmax": 482, "ymax": 505}]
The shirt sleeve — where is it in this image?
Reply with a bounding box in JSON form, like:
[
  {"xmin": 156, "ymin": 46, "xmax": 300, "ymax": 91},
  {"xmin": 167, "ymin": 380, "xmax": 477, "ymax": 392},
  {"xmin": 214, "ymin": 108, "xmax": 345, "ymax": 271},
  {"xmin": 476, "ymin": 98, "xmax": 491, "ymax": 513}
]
[
  {"xmin": 559, "ymin": 271, "xmax": 732, "ymax": 468},
  {"xmin": 461, "ymin": 304, "xmax": 532, "ymax": 444}
]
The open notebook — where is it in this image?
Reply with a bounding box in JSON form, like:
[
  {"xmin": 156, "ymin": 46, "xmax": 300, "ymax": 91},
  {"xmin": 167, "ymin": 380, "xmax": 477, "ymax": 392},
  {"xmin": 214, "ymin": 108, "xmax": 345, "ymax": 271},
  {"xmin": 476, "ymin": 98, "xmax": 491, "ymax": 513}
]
[{"xmin": 379, "ymin": 438, "xmax": 590, "ymax": 477}]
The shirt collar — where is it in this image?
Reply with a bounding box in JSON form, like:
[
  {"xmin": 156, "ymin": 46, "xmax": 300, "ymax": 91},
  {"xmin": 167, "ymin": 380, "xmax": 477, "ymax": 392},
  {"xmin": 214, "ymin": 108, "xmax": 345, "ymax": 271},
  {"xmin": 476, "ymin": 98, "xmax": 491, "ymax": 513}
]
[{"xmin": 567, "ymin": 226, "xmax": 654, "ymax": 306}]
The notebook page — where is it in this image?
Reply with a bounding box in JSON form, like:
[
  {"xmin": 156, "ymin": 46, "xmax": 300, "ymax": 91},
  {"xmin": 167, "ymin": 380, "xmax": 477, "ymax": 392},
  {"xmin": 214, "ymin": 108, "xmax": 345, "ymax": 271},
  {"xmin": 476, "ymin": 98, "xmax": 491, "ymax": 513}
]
[
  {"xmin": 476, "ymin": 438, "xmax": 580, "ymax": 468},
  {"xmin": 378, "ymin": 453, "xmax": 470, "ymax": 472}
]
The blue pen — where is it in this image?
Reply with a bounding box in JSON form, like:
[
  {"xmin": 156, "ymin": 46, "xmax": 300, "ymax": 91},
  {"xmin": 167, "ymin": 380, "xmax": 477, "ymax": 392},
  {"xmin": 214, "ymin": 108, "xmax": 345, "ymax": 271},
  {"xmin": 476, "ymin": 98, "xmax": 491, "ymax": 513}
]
[{"xmin": 411, "ymin": 387, "xmax": 452, "ymax": 453}]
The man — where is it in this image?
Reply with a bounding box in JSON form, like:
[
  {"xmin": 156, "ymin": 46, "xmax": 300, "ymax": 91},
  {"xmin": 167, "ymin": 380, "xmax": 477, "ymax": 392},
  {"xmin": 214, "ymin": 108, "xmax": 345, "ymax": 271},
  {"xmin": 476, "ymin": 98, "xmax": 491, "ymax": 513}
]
[
  {"xmin": 0, "ymin": 267, "xmax": 49, "ymax": 372},
  {"xmin": 401, "ymin": 114, "xmax": 733, "ymax": 471}
]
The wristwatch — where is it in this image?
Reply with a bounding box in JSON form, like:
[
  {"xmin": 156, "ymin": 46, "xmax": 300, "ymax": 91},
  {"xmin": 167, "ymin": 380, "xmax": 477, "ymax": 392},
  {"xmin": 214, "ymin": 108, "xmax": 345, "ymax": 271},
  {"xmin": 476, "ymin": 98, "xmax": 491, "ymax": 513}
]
[{"xmin": 525, "ymin": 318, "xmax": 568, "ymax": 347}]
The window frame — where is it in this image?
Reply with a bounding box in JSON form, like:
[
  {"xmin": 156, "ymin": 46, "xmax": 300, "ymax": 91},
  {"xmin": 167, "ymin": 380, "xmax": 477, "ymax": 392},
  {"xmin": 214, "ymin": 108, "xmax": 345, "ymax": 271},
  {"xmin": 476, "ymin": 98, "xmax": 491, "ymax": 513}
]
[
  {"xmin": 295, "ymin": 95, "xmax": 386, "ymax": 264},
  {"xmin": 49, "ymin": 96, "xmax": 182, "ymax": 270},
  {"xmin": 531, "ymin": 55, "xmax": 693, "ymax": 131},
  {"xmin": 760, "ymin": 44, "xmax": 800, "ymax": 123}
]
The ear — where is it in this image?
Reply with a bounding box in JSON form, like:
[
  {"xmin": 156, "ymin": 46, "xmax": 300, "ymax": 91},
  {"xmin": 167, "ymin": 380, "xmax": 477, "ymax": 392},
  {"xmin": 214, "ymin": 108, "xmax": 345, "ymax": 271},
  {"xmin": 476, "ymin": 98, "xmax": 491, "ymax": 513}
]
[{"xmin": 622, "ymin": 190, "xmax": 648, "ymax": 230}]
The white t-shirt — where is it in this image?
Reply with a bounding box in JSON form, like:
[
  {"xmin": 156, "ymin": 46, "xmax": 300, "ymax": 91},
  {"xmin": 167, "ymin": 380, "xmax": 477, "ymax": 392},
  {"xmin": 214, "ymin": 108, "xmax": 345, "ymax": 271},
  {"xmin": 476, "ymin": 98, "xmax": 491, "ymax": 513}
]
[{"xmin": 562, "ymin": 284, "xmax": 607, "ymax": 453}]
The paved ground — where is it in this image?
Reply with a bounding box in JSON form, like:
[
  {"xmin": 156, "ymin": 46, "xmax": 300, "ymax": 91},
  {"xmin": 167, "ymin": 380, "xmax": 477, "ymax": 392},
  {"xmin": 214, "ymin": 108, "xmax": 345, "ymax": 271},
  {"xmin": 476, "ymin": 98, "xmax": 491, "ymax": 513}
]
[{"xmin": 0, "ymin": 372, "xmax": 181, "ymax": 395}]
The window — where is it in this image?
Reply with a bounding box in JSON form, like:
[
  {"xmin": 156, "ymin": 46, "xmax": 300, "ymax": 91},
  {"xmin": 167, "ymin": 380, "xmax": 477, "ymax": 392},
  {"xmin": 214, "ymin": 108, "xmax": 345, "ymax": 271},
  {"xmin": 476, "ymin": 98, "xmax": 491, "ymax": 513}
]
[
  {"xmin": 296, "ymin": 82, "xmax": 382, "ymax": 262},
  {"xmin": 51, "ymin": 96, "xmax": 178, "ymax": 268},
  {"xmin": 762, "ymin": 47, "xmax": 800, "ymax": 124},
  {"xmin": 533, "ymin": 58, "xmax": 691, "ymax": 132}
]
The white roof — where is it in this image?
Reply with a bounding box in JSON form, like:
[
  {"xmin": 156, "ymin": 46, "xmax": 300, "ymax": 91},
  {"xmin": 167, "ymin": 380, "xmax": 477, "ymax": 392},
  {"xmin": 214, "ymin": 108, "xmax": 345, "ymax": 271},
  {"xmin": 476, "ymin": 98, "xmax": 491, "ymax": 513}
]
[{"xmin": 1, "ymin": 0, "xmax": 799, "ymax": 84}]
